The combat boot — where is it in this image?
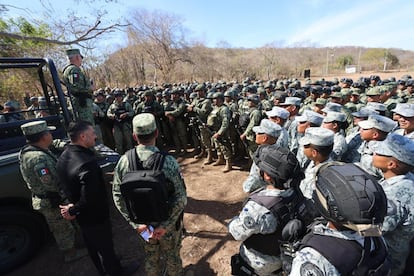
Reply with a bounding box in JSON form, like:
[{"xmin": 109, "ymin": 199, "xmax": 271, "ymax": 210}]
[
  {"xmin": 222, "ymin": 159, "xmax": 232, "ymax": 173},
  {"xmin": 203, "ymin": 149, "xmax": 214, "ymax": 165},
  {"xmin": 194, "ymin": 148, "xmax": 205, "ymax": 159},
  {"xmin": 212, "ymin": 154, "xmax": 225, "ymax": 166}
]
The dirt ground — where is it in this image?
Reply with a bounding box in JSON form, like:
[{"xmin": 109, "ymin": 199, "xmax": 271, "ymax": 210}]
[{"xmin": 7, "ymin": 150, "xmax": 249, "ymax": 276}]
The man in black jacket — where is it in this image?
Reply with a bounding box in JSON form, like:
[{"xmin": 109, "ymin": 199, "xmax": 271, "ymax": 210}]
[{"xmin": 57, "ymin": 121, "xmax": 138, "ymax": 276}]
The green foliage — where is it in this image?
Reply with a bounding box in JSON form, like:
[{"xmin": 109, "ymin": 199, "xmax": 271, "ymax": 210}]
[
  {"xmin": 361, "ymin": 48, "xmax": 400, "ymax": 70},
  {"xmin": 336, "ymin": 55, "xmax": 354, "ymax": 68}
]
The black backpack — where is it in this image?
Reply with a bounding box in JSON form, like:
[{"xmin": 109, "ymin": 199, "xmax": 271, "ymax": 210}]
[{"xmin": 120, "ymin": 149, "xmax": 170, "ymax": 224}]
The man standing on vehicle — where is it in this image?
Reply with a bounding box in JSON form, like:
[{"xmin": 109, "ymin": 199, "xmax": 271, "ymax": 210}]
[
  {"xmin": 62, "ymin": 48, "xmax": 95, "ymax": 125},
  {"xmin": 112, "ymin": 113, "xmax": 187, "ymax": 276},
  {"xmin": 19, "ymin": 120, "xmax": 87, "ymax": 263}
]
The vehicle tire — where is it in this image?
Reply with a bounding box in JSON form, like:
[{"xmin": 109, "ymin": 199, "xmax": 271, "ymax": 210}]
[{"xmin": 0, "ymin": 207, "xmax": 47, "ymax": 274}]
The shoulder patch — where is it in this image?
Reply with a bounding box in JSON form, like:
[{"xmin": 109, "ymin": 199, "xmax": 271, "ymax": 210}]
[
  {"xmin": 38, "ymin": 167, "xmax": 50, "ymax": 177},
  {"xmin": 300, "ymin": 262, "xmax": 324, "ymax": 276}
]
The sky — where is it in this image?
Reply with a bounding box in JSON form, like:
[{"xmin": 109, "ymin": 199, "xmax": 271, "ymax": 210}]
[{"xmin": 4, "ymin": 0, "xmax": 414, "ymax": 52}]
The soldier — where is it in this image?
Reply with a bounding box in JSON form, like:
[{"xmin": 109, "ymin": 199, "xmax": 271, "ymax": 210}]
[
  {"xmin": 279, "ymin": 97, "xmax": 302, "ymax": 155},
  {"xmin": 242, "ymin": 119, "xmax": 282, "ymax": 193},
  {"xmin": 381, "ymin": 82, "xmax": 402, "ymax": 115},
  {"xmin": 26, "ymin": 96, "xmax": 40, "ymax": 119},
  {"xmin": 321, "ymin": 111, "xmax": 348, "ymax": 161},
  {"xmin": 187, "ymin": 84, "xmax": 213, "ymax": 159},
  {"xmin": 298, "ymin": 127, "xmax": 334, "ymax": 199},
  {"xmin": 160, "ymin": 90, "xmax": 174, "ymax": 148},
  {"xmin": 229, "ymin": 145, "xmax": 304, "ymax": 275},
  {"xmin": 112, "ymin": 113, "xmax": 187, "ymax": 276},
  {"xmin": 19, "ymin": 121, "xmax": 86, "ymax": 263},
  {"xmin": 312, "ymin": 97, "xmax": 327, "ymax": 114},
  {"xmin": 107, "ymin": 91, "xmax": 134, "ymax": 154},
  {"xmin": 94, "ymin": 90, "xmax": 115, "ymax": 149},
  {"xmin": 392, "ymin": 103, "xmax": 414, "ymax": 140},
  {"xmin": 265, "ymin": 106, "xmax": 289, "ymax": 147},
  {"xmin": 205, "ymin": 92, "xmax": 232, "ymax": 172},
  {"xmin": 371, "ymin": 134, "xmax": 414, "ymax": 275},
  {"xmin": 290, "ymin": 162, "xmax": 390, "ymax": 276},
  {"xmin": 124, "ymin": 87, "xmax": 138, "ymax": 107},
  {"xmin": 62, "ymin": 49, "xmax": 95, "ymax": 125},
  {"xmin": 344, "ymin": 88, "xmax": 364, "ymax": 113},
  {"xmin": 165, "ymin": 89, "xmax": 188, "ymax": 156},
  {"xmin": 240, "ymin": 94, "xmax": 262, "ymax": 160}
]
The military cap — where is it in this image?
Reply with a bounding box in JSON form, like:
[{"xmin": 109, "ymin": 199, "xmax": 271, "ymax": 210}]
[
  {"xmin": 330, "ymin": 91, "xmax": 344, "ymax": 99},
  {"xmin": 358, "ymin": 114, "xmax": 397, "ymax": 132},
  {"xmin": 310, "ymin": 86, "xmax": 323, "ymax": 94},
  {"xmin": 212, "ymin": 92, "xmax": 224, "ymax": 99},
  {"xmin": 156, "ymin": 92, "xmax": 162, "ymax": 97},
  {"xmin": 371, "ymin": 133, "xmax": 414, "ymax": 166},
  {"xmin": 351, "ymin": 88, "xmax": 361, "ymax": 95},
  {"xmin": 397, "ymin": 79, "xmax": 406, "ymax": 86},
  {"xmin": 391, "ymin": 103, "xmax": 414, "ymax": 117},
  {"xmin": 206, "ymin": 92, "xmax": 214, "ymax": 99},
  {"xmin": 322, "ymin": 102, "xmax": 342, "ymax": 113},
  {"xmin": 295, "ymin": 110, "xmax": 324, "ymax": 126},
  {"xmin": 321, "ymin": 86, "xmax": 332, "ymax": 95},
  {"xmin": 330, "ymin": 85, "xmax": 342, "ymax": 92},
  {"xmin": 340, "ymin": 78, "xmax": 353, "ymax": 85},
  {"xmin": 21, "ymin": 120, "xmax": 55, "ymax": 136},
  {"xmin": 352, "ymin": 107, "xmax": 379, "ymax": 118},
  {"xmin": 113, "ymin": 90, "xmax": 123, "ymax": 97},
  {"xmin": 323, "ymin": 111, "xmax": 346, "ymax": 123},
  {"xmin": 341, "ymin": 88, "xmax": 352, "ymax": 96},
  {"xmin": 315, "ymin": 98, "xmax": 327, "ymax": 106},
  {"xmin": 65, "ymin": 48, "xmax": 83, "ymax": 58},
  {"xmin": 366, "ymin": 102, "xmax": 387, "ymax": 112},
  {"xmin": 143, "ymin": 90, "xmax": 154, "ymax": 97},
  {"xmin": 407, "ymin": 79, "xmax": 414, "ymax": 87},
  {"xmin": 264, "ymin": 82, "xmax": 273, "ymax": 89},
  {"xmin": 278, "ymin": 96, "xmax": 301, "ymax": 106},
  {"xmin": 299, "ymin": 127, "xmax": 334, "ymax": 147},
  {"xmin": 367, "ymin": 86, "xmax": 382, "ymax": 96},
  {"xmin": 252, "ymin": 119, "xmax": 282, "ymax": 138},
  {"xmin": 370, "ymin": 75, "xmax": 381, "ymax": 81},
  {"xmin": 257, "ymin": 87, "xmax": 266, "ymax": 95},
  {"xmin": 247, "ymin": 94, "xmax": 260, "ymax": 104},
  {"xmin": 224, "ymin": 90, "xmax": 233, "ymax": 97},
  {"xmin": 133, "ymin": 113, "xmax": 157, "ymax": 135},
  {"xmin": 266, "ymin": 106, "xmax": 290, "ymax": 120},
  {"xmin": 189, "ymin": 92, "xmax": 198, "ymax": 99},
  {"xmin": 194, "ymin": 83, "xmax": 206, "ymax": 91}
]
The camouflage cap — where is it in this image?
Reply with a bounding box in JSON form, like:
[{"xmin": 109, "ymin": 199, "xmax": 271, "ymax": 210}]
[
  {"xmin": 341, "ymin": 88, "xmax": 352, "ymax": 96},
  {"xmin": 299, "ymin": 127, "xmax": 334, "ymax": 146},
  {"xmin": 247, "ymin": 94, "xmax": 260, "ymax": 104},
  {"xmin": 391, "ymin": 103, "xmax": 414, "ymax": 117},
  {"xmin": 266, "ymin": 106, "xmax": 290, "ymax": 120},
  {"xmin": 132, "ymin": 113, "xmax": 157, "ymax": 135},
  {"xmin": 330, "ymin": 91, "xmax": 344, "ymax": 99},
  {"xmin": 252, "ymin": 119, "xmax": 282, "ymax": 138},
  {"xmin": 65, "ymin": 48, "xmax": 83, "ymax": 58},
  {"xmin": 322, "ymin": 102, "xmax": 342, "ymax": 113},
  {"xmin": 366, "ymin": 87, "xmax": 382, "ymax": 96},
  {"xmin": 358, "ymin": 114, "xmax": 397, "ymax": 132},
  {"xmin": 295, "ymin": 110, "xmax": 325, "ymax": 126},
  {"xmin": 352, "ymin": 107, "xmax": 379, "ymax": 118},
  {"xmin": 278, "ymin": 96, "xmax": 302, "ymax": 106},
  {"xmin": 366, "ymin": 102, "xmax": 387, "ymax": 112},
  {"xmin": 351, "ymin": 88, "xmax": 361, "ymax": 95},
  {"xmin": 323, "ymin": 111, "xmax": 346, "ymax": 123},
  {"xmin": 21, "ymin": 120, "xmax": 55, "ymax": 136},
  {"xmin": 371, "ymin": 133, "xmax": 414, "ymax": 166},
  {"xmin": 315, "ymin": 98, "xmax": 327, "ymax": 106}
]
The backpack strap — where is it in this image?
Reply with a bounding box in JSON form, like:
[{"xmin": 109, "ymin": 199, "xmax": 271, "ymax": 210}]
[
  {"xmin": 126, "ymin": 148, "xmax": 167, "ymax": 172},
  {"xmin": 126, "ymin": 148, "xmax": 143, "ymax": 171}
]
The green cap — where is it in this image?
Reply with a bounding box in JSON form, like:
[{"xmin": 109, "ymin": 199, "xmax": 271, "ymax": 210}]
[
  {"xmin": 330, "ymin": 91, "xmax": 344, "ymax": 99},
  {"xmin": 351, "ymin": 88, "xmax": 361, "ymax": 95},
  {"xmin": 315, "ymin": 98, "xmax": 327, "ymax": 105},
  {"xmin": 133, "ymin": 113, "xmax": 156, "ymax": 135},
  {"xmin": 21, "ymin": 120, "xmax": 55, "ymax": 136},
  {"xmin": 366, "ymin": 87, "xmax": 382, "ymax": 96},
  {"xmin": 341, "ymin": 88, "xmax": 352, "ymax": 96},
  {"xmin": 66, "ymin": 48, "xmax": 83, "ymax": 58}
]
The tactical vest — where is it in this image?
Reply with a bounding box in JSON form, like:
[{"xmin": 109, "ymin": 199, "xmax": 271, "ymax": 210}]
[
  {"xmin": 114, "ymin": 102, "xmax": 129, "ymax": 123},
  {"xmin": 300, "ymin": 232, "xmax": 391, "ymax": 275},
  {"xmin": 243, "ymin": 190, "xmax": 300, "ymax": 256}
]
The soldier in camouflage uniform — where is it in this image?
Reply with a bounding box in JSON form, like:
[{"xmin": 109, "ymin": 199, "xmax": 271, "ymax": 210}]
[
  {"xmin": 279, "ymin": 97, "xmax": 302, "ymax": 155},
  {"xmin": 165, "ymin": 89, "xmax": 188, "ymax": 156},
  {"xmin": 187, "ymin": 84, "xmax": 213, "ymax": 159},
  {"xmin": 240, "ymin": 95, "xmax": 262, "ymax": 160},
  {"xmin": 371, "ymin": 134, "xmax": 414, "ymax": 275},
  {"xmin": 19, "ymin": 121, "xmax": 86, "ymax": 263},
  {"xmin": 107, "ymin": 91, "xmax": 134, "ymax": 154},
  {"xmin": 392, "ymin": 103, "xmax": 414, "ymax": 140},
  {"xmin": 112, "ymin": 113, "xmax": 187, "ymax": 276},
  {"xmin": 62, "ymin": 49, "xmax": 95, "ymax": 125},
  {"xmin": 205, "ymin": 92, "xmax": 232, "ymax": 172},
  {"xmin": 94, "ymin": 90, "xmax": 115, "ymax": 149}
]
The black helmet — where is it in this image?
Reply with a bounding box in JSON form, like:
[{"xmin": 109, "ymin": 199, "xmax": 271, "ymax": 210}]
[
  {"xmin": 313, "ymin": 162, "xmax": 387, "ymax": 234},
  {"xmin": 254, "ymin": 145, "xmax": 304, "ymax": 189},
  {"xmin": 212, "ymin": 92, "xmax": 224, "ymax": 99}
]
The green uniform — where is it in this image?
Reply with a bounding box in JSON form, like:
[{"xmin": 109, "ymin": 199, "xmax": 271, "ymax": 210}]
[
  {"xmin": 107, "ymin": 101, "xmax": 134, "ymax": 154},
  {"xmin": 207, "ymin": 104, "xmax": 232, "ymax": 160},
  {"xmin": 62, "ymin": 64, "xmax": 94, "ymax": 125},
  {"xmin": 166, "ymin": 98, "xmax": 188, "ymax": 153},
  {"xmin": 192, "ymin": 97, "xmax": 213, "ymax": 150},
  {"xmin": 112, "ymin": 145, "xmax": 187, "ymax": 276},
  {"xmin": 243, "ymin": 107, "xmax": 262, "ymax": 158},
  {"xmin": 19, "ymin": 145, "xmax": 75, "ymax": 251}
]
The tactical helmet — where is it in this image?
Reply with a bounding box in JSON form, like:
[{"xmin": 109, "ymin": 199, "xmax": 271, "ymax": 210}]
[
  {"xmin": 224, "ymin": 90, "xmax": 233, "ymax": 97},
  {"xmin": 194, "ymin": 83, "xmax": 206, "ymax": 92},
  {"xmin": 254, "ymin": 145, "xmax": 304, "ymax": 189},
  {"xmin": 313, "ymin": 162, "xmax": 387, "ymax": 233},
  {"xmin": 247, "ymin": 94, "xmax": 260, "ymax": 104},
  {"xmin": 212, "ymin": 92, "xmax": 224, "ymax": 99}
]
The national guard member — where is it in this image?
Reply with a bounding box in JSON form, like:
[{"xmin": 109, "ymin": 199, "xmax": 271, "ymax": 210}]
[
  {"xmin": 240, "ymin": 94, "xmax": 262, "ymax": 160},
  {"xmin": 392, "ymin": 103, "xmax": 414, "ymax": 140},
  {"xmin": 265, "ymin": 106, "xmax": 289, "ymax": 147},
  {"xmin": 229, "ymin": 145, "xmax": 304, "ymax": 276},
  {"xmin": 62, "ymin": 48, "xmax": 95, "ymax": 125},
  {"xmin": 19, "ymin": 121, "xmax": 87, "ymax": 263},
  {"xmin": 165, "ymin": 89, "xmax": 188, "ymax": 156},
  {"xmin": 94, "ymin": 90, "xmax": 115, "ymax": 149},
  {"xmin": 321, "ymin": 111, "xmax": 348, "ymax": 161},
  {"xmin": 290, "ymin": 162, "xmax": 390, "ymax": 276},
  {"xmin": 187, "ymin": 83, "xmax": 213, "ymax": 159},
  {"xmin": 371, "ymin": 134, "xmax": 414, "ymax": 275},
  {"xmin": 112, "ymin": 113, "xmax": 187, "ymax": 276},
  {"xmin": 205, "ymin": 92, "xmax": 232, "ymax": 172},
  {"xmin": 107, "ymin": 90, "xmax": 134, "ymax": 154},
  {"xmin": 279, "ymin": 97, "xmax": 302, "ymax": 155}
]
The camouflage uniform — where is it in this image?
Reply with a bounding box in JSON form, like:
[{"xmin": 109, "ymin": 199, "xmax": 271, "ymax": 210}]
[
  {"xmin": 19, "ymin": 122, "xmax": 75, "ymax": 252},
  {"xmin": 166, "ymin": 96, "xmax": 188, "ymax": 154},
  {"xmin": 380, "ymin": 174, "xmax": 414, "ymax": 276},
  {"xmin": 229, "ymin": 189, "xmax": 293, "ymax": 275},
  {"xmin": 330, "ymin": 131, "xmax": 347, "ymax": 161},
  {"xmin": 62, "ymin": 63, "xmax": 94, "ymax": 125},
  {"xmin": 242, "ymin": 106, "xmax": 262, "ymax": 158},
  {"xmin": 191, "ymin": 96, "xmax": 213, "ymax": 152},
  {"xmin": 206, "ymin": 102, "xmax": 232, "ymax": 161},
  {"xmin": 95, "ymin": 99, "xmax": 115, "ymax": 149},
  {"xmin": 290, "ymin": 223, "xmax": 368, "ymax": 276},
  {"xmin": 300, "ymin": 158, "xmax": 332, "ymax": 199},
  {"xmin": 112, "ymin": 145, "xmax": 187, "ymax": 276},
  {"xmin": 358, "ymin": 141, "xmax": 383, "ymax": 179},
  {"xmin": 107, "ymin": 100, "xmax": 134, "ymax": 154}
]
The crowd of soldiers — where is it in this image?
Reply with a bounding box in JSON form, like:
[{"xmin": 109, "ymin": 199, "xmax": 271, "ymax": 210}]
[{"xmin": 89, "ymin": 74, "xmax": 414, "ymax": 171}]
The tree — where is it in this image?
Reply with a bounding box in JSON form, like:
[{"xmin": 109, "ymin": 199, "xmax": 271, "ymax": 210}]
[
  {"xmin": 361, "ymin": 48, "xmax": 400, "ymax": 70},
  {"xmin": 127, "ymin": 8, "xmax": 192, "ymax": 82},
  {"xmin": 336, "ymin": 55, "xmax": 354, "ymax": 68}
]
